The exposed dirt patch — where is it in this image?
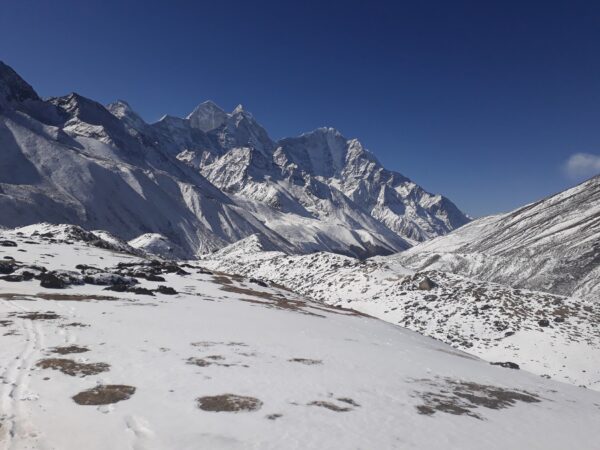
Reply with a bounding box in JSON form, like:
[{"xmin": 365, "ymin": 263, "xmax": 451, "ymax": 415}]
[
  {"xmin": 73, "ymin": 385, "xmax": 136, "ymax": 405},
  {"xmin": 413, "ymin": 377, "xmax": 541, "ymax": 419},
  {"xmin": 191, "ymin": 341, "xmax": 247, "ymax": 348},
  {"xmin": 36, "ymin": 293, "xmax": 120, "ymax": 301},
  {"xmin": 50, "ymin": 345, "xmax": 90, "ymax": 355},
  {"xmin": 186, "ymin": 356, "xmax": 246, "ymax": 368},
  {"xmin": 60, "ymin": 322, "xmax": 90, "ymax": 328},
  {"xmin": 36, "ymin": 358, "xmax": 110, "ymax": 377},
  {"xmin": 12, "ymin": 311, "xmax": 61, "ymax": 321},
  {"xmin": 197, "ymin": 394, "xmax": 263, "ymax": 412},
  {"xmin": 0, "ymin": 319, "xmax": 13, "ymax": 327},
  {"xmin": 212, "ymin": 275, "xmax": 233, "ymax": 285},
  {"xmin": 266, "ymin": 413, "xmax": 283, "ymax": 420},
  {"xmin": 308, "ymin": 401, "xmax": 352, "ymax": 412},
  {"xmin": 221, "ymin": 285, "xmax": 325, "ymax": 317},
  {"xmin": 288, "ymin": 358, "xmax": 322, "ymax": 365}
]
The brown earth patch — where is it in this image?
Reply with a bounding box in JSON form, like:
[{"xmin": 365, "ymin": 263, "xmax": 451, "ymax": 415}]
[
  {"xmin": 50, "ymin": 345, "xmax": 90, "ymax": 355},
  {"xmin": 73, "ymin": 385, "xmax": 136, "ymax": 405},
  {"xmin": 197, "ymin": 394, "xmax": 263, "ymax": 412},
  {"xmin": 414, "ymin": 377, "xmax": 541, "ymax": 419},
  {"xmin": 36, "ymin": 358, "xmax": 110, "ymax": 376},
  {"xmin": 13, "ymin": 311, "xmax": 61, "ymax": 320}
]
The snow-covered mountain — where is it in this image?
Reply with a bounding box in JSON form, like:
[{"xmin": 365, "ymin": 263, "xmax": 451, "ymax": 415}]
[
  {"xmin": 395, "ymin": 175, "xmax": 600, "ymax": 300},
  {"xmin": 1, "ymin": 226, "xmax": 599, "ymax": 449},
  {"xmin": 0, "ymin": 61, "xmax": 468, "ymax": 258}
]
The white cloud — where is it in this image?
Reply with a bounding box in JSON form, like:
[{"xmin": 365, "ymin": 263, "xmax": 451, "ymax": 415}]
[{"xmin": 563, "ymin": 153, "xmax": 600, "ymax": 180}]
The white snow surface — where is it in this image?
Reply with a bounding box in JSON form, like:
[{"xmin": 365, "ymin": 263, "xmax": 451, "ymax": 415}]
[
  {"xmin": 203, "ymin": 237, "xmax": 600, "ymax": 391},
  {"xmin": 1, "ymin": 229, "xmax": 600, "ymax": 449}
]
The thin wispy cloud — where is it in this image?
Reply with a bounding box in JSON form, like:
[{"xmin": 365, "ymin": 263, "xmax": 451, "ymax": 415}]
[{"xmin": 563, "ymin": 153, "xmax": 600, "ymax": 180}]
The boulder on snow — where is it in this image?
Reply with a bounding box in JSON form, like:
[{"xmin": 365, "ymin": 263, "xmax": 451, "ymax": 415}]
[
  {"xmin": 418, "ymin": 277, "xmax": 437, "ymax": 291},
  {"xmin": 0, "ymin": 240, "xmax": 17, "ymax": 247},
  {"xmin": 156, "ymin": 285, "xmax": 177, "ymax": 295},
  {"xmin": 490, "ymin": 361, "xmax": 520, "ymax": 370},
  {"xmin": 40, "ymin": 273, "xmax": 67, "ymax": 289},
  {"xmin": 538, "ymin": 319, "xmax": 550, "ymax": 327}
]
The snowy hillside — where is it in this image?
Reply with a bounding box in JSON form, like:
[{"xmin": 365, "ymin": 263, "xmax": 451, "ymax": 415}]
[
  {"xmin": 1, "ymin": 228, "xmax": 600, "ymax": 449},
  {"xmin": 0, "ymin": 61, "xmax": 468, "ymax": 259},
  {"xmin": 202, "ymin": 237, "xmax": 600, "ymax": 391},
  {"xmin": 395, "ymin": 175, "xmax": 600, "ymax": 300}
]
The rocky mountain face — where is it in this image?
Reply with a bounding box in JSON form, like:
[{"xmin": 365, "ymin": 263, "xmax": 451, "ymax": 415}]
[
  {"xmin": 0, "ymin": 61, "xmax": 468, "ymax": 258},
  {"xmin": 395, "ymin": 175, "xmax": 600, "ymax": 300}
]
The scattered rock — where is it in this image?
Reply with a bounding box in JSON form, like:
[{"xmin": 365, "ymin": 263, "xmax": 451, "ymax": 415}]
[
  {"xmin": 538, "ymin": 319, "xmax": 550, "ymax": 327},
  {"xmin": 156, "ymin": 285, "xmax": 177, "ymax": 295},
  {"xmin": 490, "ymin": 361, "xmax": 520, "ymax": 370},
  {"xmin": 288, "ymin": 358, "xmax": 322, "ymax": 365},
  {"xmin": 249, "ymin": 278, "xmax": 268, "ymax": 287},
  {"xmin": 39, "ymin": 273, "xmax": 67, "ymax": 289},
  {"xmin": 308, "ymin": 401, "xmax": 351, "ymax": 412},
  {"xmin": 418, "ymin": 277, "xmax": 437, "ymax": 291},
  {"xmin": 0, "ymin": 240, "xmax": 17, "ymax": 247}
]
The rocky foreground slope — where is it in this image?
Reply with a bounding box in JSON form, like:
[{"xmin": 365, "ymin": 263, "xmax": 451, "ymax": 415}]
[
  {"xmin": 202, "ymin": 235, "xmax": 600, "ymax": 390},
  {"xmin": 1, "ymin": 227, "xmax": 600, "ymax": 449},
  {"xmin": 0, "ymin": 61, "xmax": 468, "ymax": 259}
]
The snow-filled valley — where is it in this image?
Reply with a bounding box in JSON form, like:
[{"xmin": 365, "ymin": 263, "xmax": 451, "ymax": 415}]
[
  {"xmin": 1, "ymin": 228, "xmax": 600, "ymax": 450},
  {"xmin": 1, "ymin": 57, "xmax": 600, "ymax": 450}
]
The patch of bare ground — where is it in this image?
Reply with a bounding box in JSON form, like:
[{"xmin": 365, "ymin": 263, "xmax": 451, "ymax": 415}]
[
  {"xmin": 266, "ymin": 413, "xmax": 283, "ymax": 420},
  {"xmin": 0, "ymin": 319, "xmax": 13, "ymax": 327},
  {"xmin": 191, "ymin": 341, "xmax": 247, "ymax": 348},
  {"xmin": 288, "ymin": 358, "xmax": 322, "ymax": 365},
  {"xmin": 60, "ymin": 322, "xmax": 89, "ymax": 328},
  {"xmin": 36, "ymin": 358, "xmax": 110, "ymax": 376},
  {"xmin": 73, "ymin": 385, "xmax": 136, "ymax": 405},
  {"xmin": 413, "ymin": 377, "xmax": 541, "ymax": 419},
  {"xmin": 308, "ymin": 401, "xmax": 352, "ymax": 412},
  {"xmin": 0, "ymin": 293, "xmax": 36, "ymax": 301},
  {"xmin": 50, "ymin": 345, "xmax": 89, "ymax": 355},
  {"xmin": 36, "ymin": 293, "xmax": 120, "ymax": 301},
  {"xmin": 197, "ymin": 394, "xmax": 263, "ymax": 412},
  {"xmin": 220, "ymin": 284, "xmax": 326, "ymax": 317},
  {"xmin": 12, "ymin": 311, "xmax": 61, "ymax": 320},
  {"xmin": 186, "ymin": 356, "xmax": 247, "ymax": 368}
]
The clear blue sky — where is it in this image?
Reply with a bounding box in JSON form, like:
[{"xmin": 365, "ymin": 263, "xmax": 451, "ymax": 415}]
[{"xmin": 2, "ymin": 0, "xmax": 599, "ymax": 217}]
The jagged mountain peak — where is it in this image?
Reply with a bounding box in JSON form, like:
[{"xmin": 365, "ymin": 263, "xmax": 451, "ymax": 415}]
[
  {"xmin": 0, "ymin": 61, "xmax": 469, "ymax": 258},
  {"xmin": 0, "ymin": 61, "xmax": 40, "ymax": 106},
  {"xmin": 107, "ymin": 99, "xmax": 147, "ymax": 132},
  {"xmin": 187, "ymin": 100, "xmax": 227, "ymax": 132}
]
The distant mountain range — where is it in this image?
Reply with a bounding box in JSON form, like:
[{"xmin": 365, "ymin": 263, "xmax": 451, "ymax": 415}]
[{"xmin": 0, "ymin": 61, "xmax": 469, "ymax": 258}]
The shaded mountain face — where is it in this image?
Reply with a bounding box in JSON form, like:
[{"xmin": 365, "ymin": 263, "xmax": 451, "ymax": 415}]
[
  {"xmin": 395, "ymin": 175, "xmax": 600, "ymax": 300},
  {"xmin": 0, "ymin": 61, "xmax": 469, "ymax": 258}
]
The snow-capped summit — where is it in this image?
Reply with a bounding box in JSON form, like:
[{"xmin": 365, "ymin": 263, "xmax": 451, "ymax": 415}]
[
  {"xmin": 106, "ymin": 99, "xmax": 147, "ymax": 133},
  {"xmin": 187, "ymin": 100, "xmax": 228, "ymax": 132}
]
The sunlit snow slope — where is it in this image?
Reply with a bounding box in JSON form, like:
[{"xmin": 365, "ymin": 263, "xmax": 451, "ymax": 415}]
[{"xmin": 1, "ymin": 228, "xmax": 599, "ymax": 449}]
